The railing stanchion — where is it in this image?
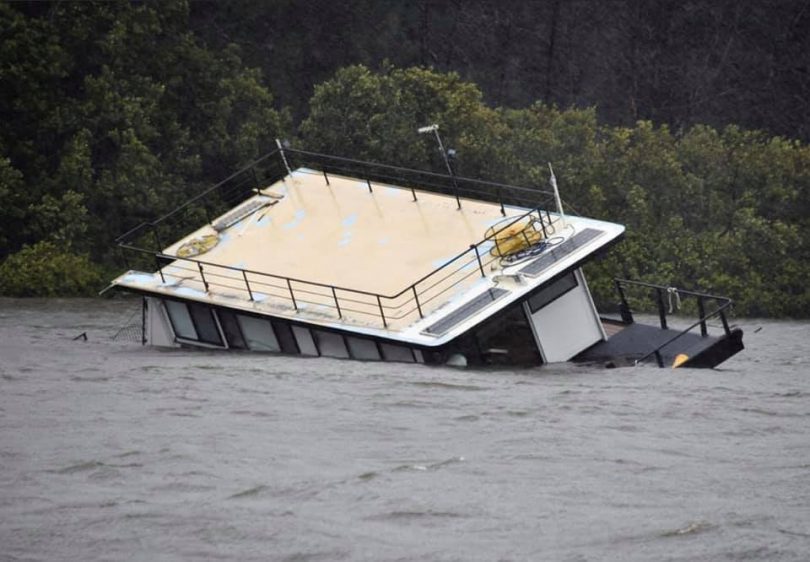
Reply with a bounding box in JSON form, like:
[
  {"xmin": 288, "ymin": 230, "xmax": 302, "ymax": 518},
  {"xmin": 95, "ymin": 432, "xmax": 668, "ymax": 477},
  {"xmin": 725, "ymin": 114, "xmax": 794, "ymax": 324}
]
[
  {"xmin": 654, "ymin": 350, "xmax": 664, "ymax": 368},
  {"xmin": 251, "ymin": 167, "xmax": 261, "ymax": 195},
  {"xmin": 498, "ymin": 186, "xmax": 506, "ymax": 216},
  {"xmin": 155, "ymin": 256, "xmax": 165, "ymax": 283},
  {"xmin": 151, "ymin": 223, "xmax": 162, "ymax": 251},
  {"xmin": 322, "ymin": 169, "xmax": 330, "ymax": 185},
  {"xmin": 243, "ymin": 271, "xmax": 254, "ymax": 301},
  {"xmin": 332, "ymin": 287, "xmax": 342, "ymax": 319},
  {"xmin": 377, "ymin": 296, "xmax": 387, "ymax": 328},
  {"xmin": 538, "ymin": 208, "xmax": 549, "ymax": 238},
  {"xmin": 198, "ymin": 263, "xmax": 209, "ymax": 292},
  {"xmin": 411, "ymin": 186, "xmax": 418, "ymax": 202},
  {"xmin": 472, "ymin": 244, "xmax": 486, "ymax": 278},
  {"xmin": 287, "ymin": 279, "xmax": 298, "ymax": 311},
  {"xmin": 697, "ymin": 297, "xmax": 708, "ymax": 336},
  {"xmin": 719, "ymin": 305, "xmax": 731, "ymax": 336},
  {"xmin": 615, "ymin": 280, "xmax": 633, "ymax": 323},
  {"xmin": 366, "ymin": 178, "xmax": 373, "ymax": 193},
  {"xmin": 412, "ymin": 286, "xmax": 423, "ymax": 318},
  {"xmin": 655, "ymin": 288, "xmax": 668, "ymax": 330}
]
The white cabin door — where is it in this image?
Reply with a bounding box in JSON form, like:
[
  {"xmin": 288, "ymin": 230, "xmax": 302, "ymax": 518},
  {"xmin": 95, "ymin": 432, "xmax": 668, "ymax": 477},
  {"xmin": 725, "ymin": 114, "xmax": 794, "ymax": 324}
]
[{"xmin": 524, "ymin": 269, "xmax": 604, "ymax": 363}]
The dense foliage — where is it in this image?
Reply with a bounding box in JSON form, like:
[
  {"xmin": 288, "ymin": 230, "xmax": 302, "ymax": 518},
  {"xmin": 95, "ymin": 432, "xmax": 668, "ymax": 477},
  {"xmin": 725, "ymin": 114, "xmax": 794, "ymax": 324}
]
[{"xmin": 2, "ymin": 1, "xmax": 808, "ymax": 316}]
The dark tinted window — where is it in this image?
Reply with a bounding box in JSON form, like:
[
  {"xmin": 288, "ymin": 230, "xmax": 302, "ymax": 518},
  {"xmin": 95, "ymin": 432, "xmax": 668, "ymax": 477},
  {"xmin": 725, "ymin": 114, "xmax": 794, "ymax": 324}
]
[
  {"xmin": 527, "ymin": 272, "xmax": 578, "ymax": 313},
  {"xmin": 187, "ymin": 303, "xmax": 223, "ymax": 345}
]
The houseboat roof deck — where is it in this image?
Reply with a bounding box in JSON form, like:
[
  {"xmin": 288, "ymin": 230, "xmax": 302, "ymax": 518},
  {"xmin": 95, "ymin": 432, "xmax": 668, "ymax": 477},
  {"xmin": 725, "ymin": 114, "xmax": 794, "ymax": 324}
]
[{"xmin": 113, "ymin": 166, "xmax": 625, "ymax": 345}]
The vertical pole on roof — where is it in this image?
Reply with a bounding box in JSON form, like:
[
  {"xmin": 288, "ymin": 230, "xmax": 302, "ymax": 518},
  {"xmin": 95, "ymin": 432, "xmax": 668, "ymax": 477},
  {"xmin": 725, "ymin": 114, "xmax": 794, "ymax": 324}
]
[
  {"xmin": 322, "ymin": 169, "xmax": 330, "ymax": 185},
  {"xmin": 276, "ymin": 138, "xmax": 293, "ymax": 178},
  {"xmin": 498, "ymin": 186, "xmax": 506, "ymax": 216},
  {"xmin": 548, "ymin": 163, "xmax": 566, "ymax": 227},
  {"xmin": 366, "ymin": 178, "xmax": 373, "ymax": 193},
  {"xmin": 418, "ymin": 124, "xmax": 460, "ymax": 209}
]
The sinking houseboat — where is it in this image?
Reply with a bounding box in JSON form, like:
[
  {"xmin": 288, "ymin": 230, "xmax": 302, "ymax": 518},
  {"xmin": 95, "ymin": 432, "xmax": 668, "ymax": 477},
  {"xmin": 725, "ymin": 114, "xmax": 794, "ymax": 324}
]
[{"xmin": 110, "ymin": 143, "xmax": 743, "ymax": 368}]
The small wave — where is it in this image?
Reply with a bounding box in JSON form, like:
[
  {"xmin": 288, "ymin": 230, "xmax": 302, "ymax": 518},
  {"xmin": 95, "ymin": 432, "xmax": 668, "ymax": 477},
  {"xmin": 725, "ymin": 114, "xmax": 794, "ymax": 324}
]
[
  {"xmin": 52, "ymin": 460, "xmax": 105, "ymax": 474},
  {"xmin": 357, "ymin": 471, "xmax": 378, "ymax": 481},
  {"xmin": 229, "ymin": 484, "xmax": 269, "ymax": 499},
  {"xmin": 69, "ymin": 376, "xmax": 110, "ymax": 382},
  {"xmin": 659, "ymin": 520, "xmax": 715, "ymax": 538},
  {"xmin": 394, "ymin": 456, "xmax": 465, "ymax": 472},
  {"xmin": 454, "ymin": 414, "xmax": 479, "ymax": 422},
  {"xmin": 369, "ymin": 510, "xmax": 467, "ymax": 522}
]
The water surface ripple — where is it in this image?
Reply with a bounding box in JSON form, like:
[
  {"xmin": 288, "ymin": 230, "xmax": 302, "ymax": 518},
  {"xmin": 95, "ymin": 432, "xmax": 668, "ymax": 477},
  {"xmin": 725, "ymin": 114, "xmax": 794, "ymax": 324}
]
[{"xmin": 1, "ymin": 299, "xmax": 808, "ymax": 561}]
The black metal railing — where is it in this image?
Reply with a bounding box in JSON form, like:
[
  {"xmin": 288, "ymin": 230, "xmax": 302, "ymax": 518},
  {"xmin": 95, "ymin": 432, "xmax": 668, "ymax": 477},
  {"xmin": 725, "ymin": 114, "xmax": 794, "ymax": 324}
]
[
  {"xmin": 613, "ymin": 278, "xmax": 734, "ymax": 367},
  {"xmin": 116, "ymin": 147, "xmax": 563, "ymax": 329}
]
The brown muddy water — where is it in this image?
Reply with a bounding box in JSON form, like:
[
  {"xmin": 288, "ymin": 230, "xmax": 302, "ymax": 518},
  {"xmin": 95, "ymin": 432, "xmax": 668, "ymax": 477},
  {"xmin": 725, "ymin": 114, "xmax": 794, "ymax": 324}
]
[{"xmin": 1, "ymin": 298, "xmax": 809, "ymax": 561}]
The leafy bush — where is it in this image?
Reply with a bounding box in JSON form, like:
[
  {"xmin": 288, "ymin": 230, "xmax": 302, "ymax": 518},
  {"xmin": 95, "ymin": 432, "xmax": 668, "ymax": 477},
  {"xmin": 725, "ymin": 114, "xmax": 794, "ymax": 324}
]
[{"xmin": 0, "ymin": 242, "xmax": 106, "ymax": 297}]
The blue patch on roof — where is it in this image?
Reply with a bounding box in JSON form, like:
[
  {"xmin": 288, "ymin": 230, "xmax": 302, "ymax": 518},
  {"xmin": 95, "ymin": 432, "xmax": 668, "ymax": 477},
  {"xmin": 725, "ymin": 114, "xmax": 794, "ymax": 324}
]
[
  {"xmin": 342, "ymin": 213, "xmax": 358, "ymax": 228},
  {"xmin": 283, "ymin": 209, "xmax": 306, "ymax": 230}
]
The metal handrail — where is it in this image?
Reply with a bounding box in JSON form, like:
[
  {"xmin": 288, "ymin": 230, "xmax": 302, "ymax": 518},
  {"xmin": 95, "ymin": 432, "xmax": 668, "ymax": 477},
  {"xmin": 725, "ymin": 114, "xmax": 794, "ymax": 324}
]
[
  {"xmin": 613, "ymin": 278, "xmax": 734, "ymax": 367},
  {"xmin": 115, "ymin": 147, "xmax": 563, "ymax": 328}
]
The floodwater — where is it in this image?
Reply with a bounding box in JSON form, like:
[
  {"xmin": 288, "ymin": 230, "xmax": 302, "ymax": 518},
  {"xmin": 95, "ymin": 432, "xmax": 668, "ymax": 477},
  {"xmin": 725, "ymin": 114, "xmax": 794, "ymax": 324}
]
[{"xmin": 0, "ymin": 298, "xmax": 808, "ymax": 561}]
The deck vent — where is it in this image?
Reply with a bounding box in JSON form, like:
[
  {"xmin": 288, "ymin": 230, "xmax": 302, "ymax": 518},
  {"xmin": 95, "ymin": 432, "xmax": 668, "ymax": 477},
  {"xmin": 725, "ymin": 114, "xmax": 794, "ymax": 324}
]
[
  {"xmin": 423, "ymin": 287, "xmax": 509, "ymax": 336},
  {"xmin": 518, "ymin": 228, "xmax": 603, "ymax": 277},
  {"xmin": 212, "ymin": 197, "xmax": 275, "ymax": 232}
]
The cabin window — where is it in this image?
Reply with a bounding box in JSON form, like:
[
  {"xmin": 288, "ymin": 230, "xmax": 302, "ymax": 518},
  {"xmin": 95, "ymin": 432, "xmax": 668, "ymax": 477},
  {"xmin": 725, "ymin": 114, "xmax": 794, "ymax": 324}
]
[
  {"xmin": 237, "ymin": 315, "xmax": 280, "ymax": 352},
  {"xmin": 188, "ymin": 303, "xmax": 223, "ymax": 346},
  {"xmin": 380, "ymin": 343, "xmax": 415, "ymax": 363},
  {"xmin": 292, "ymin": 326, "xmax": 318, "ymax": 356},
  {"xmin": 164, "ymin": 300, "xmax": 197, "ymax": 340},
  {"xmin": 527, "ymin": 272, "xmax": 578, "ymax": 313},
  {"xmin": 217, "ymin": 309, "xmax": 247, "ymax": 349},
  {"xmin": 312, "ymin": 330, "xmax": 350, "ymax": 359},
  {"xmin": 271, "ymin": 321, "xmax": 299, "ymax": 354},
  {"xmin": 345, "ymin": 337, "xmax": 381, "ymax": 361}
]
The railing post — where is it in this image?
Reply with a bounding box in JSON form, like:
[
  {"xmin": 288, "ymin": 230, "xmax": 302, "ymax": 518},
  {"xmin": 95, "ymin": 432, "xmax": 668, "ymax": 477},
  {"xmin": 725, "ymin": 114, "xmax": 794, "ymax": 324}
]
[
  {"xmin": 471, "ymin": 244, "xmax": 486, "ymax": 277},
  {"xmin": 719, "ymin": 306, "xmax": 731, "ymax": 336},
  {"xmin": 276, "ymin": 138, "xmax": 293, "ymax": 177},
  {"xmin": 655, "ymin": 288, "xmax": 668, "ymax": 330},
  {"xmin": 251, "ymin": 167, "xmax": 261, "ymax": 195},
  {"xmin": 615, "ymin": 280, "xmax": 634, "ymax": 324},
  {"xmin": 198, "ymin": 263, "xmax": 209, "ymax": 292},
  {"xmin": 377, "ymin": 295, "xmax": 387, "ymax": 328},
  {"xmin": 151, "ymin": 223, "xmax": 163, "ymax": 251},
  {"xmin": 242, "ymin": 271, "xmax": 254, "ymax": 301},
  {"xmin": 654, "ymin": 350, "xmax": 664, "ymax": 368},
  {"xmin": 322, "ymin": 169, "xmax": 330, "ymax": 185},
  {"xmin": 287, "ymin": 279, "xmax": 298, "ymax": 311},
  {"xmin": 331, "ymin": 287, "xmax": 342, "ymax": 319},
  {"xmin": 538, "ymin": 208, "xmax": 549, "ymax": 238},
  {"xmin": 498, "ymin": 186, "xmax": 506, "ymax": 216},
  {"xmin": 411, "ymin": 186, "xmax": 418, "ymax": 202},
  {"xmin": 366, "ymin": 178, "xmax": 373, "ymax": 193},
  {"xmin": 155, "ymin": 256, "xmax": 166, "ymax": 283},
  {"xmin": 412, "ymin": 286, "xmax": 423, "ymax": 318},
  {"xmin": 697, "ymin": 297, "xmax": 708, "ymax": 336}
]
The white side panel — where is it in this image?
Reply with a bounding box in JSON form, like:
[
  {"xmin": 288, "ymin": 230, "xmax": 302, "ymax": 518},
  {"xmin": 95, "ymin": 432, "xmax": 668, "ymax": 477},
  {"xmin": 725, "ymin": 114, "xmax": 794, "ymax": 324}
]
[
  {"xmin": 527, "ymin": 272, "xmax": 603, "ymax": 363},
  {"xmin": 147, "ymin": 297, "xmax": 177, "ymax": 348}
]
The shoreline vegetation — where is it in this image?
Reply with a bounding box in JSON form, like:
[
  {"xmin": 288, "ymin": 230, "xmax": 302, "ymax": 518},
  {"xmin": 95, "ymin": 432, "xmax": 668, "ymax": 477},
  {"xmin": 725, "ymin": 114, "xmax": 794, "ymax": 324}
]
[{"xmin": 2, "ymin": 2, "xmax": 808, "ymax": 317}]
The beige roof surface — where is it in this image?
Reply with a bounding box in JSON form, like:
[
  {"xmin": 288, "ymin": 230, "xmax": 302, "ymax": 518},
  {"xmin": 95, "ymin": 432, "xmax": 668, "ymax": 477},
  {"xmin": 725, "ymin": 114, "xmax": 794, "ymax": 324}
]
[{"xmin": 135, "ymin": 168, "xmax": 529, "ymax": 331}]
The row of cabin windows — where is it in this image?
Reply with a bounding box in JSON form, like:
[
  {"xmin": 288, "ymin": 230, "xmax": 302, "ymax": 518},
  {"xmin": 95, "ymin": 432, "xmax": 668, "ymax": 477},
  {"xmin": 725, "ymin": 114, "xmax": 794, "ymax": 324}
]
[{"xmin": 161, "ymin": 299, "xmax": 419, "ymax": 363}]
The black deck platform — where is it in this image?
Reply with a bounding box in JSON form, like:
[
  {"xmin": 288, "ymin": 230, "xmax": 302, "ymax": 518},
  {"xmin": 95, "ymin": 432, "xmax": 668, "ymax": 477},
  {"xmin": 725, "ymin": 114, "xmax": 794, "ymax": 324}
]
[{"xmin": 576, "ymin": 320, "xmax": 744, "ymax": 368}]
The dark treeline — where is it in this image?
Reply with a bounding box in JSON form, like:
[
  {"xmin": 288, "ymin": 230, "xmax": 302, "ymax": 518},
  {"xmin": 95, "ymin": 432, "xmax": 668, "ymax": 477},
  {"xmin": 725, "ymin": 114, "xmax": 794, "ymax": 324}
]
[
  {"xmin": 187, "ymin": 0, "xmax": 810, "ymax": 141},
  {"xmin": 1, "ymin": 1, "xmax": 809, "ymax": 316}
]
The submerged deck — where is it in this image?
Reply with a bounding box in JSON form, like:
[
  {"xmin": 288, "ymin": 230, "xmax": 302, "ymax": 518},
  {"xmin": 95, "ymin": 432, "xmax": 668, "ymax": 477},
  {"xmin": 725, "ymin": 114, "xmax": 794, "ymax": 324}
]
[{"xmin": 113, "ymin": 166, "xmax": 625, "ymax": 345}]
